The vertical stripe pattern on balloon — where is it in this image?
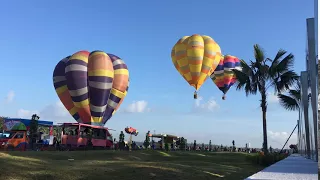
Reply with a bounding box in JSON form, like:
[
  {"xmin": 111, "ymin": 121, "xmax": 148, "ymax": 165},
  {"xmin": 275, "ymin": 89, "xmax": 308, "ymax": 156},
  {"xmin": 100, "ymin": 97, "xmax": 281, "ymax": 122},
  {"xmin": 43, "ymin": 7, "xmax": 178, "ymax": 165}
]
[
  {"xmin": 53, "ymin": 57, "xmax": 81, "ymax": 122},
  {"xmin": 65, "ymin": 51, "xmax": 91, "ymax": 124},
  {"xmin": 88, "ymin": 51, "xmax": 114, "ymax": 126},
  {"xmin": 103, "ymin": 53, "xmax": 129, "ymax": 124},
  {"xmin": 210, "ymin": 56, "xmax": 225, "ymax": 92}
]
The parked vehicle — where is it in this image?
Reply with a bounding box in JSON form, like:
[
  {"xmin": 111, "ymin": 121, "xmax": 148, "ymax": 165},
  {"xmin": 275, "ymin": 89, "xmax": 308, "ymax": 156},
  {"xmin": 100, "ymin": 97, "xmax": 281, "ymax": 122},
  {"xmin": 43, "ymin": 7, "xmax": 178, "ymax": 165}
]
[
  {"xmin": 60, "ymin": 123, "xmax": 113, "ymax": 150},
  {"xmin": 1, "ymin": 131, "xmax": 28, "ymax": 150},
  {"xmin": 1, "ymin": 118, "xmax": 54, "ymax": 151},
  {"xmin": 0, "ymin": 132, "xmax": 10, "ymax": 149}
]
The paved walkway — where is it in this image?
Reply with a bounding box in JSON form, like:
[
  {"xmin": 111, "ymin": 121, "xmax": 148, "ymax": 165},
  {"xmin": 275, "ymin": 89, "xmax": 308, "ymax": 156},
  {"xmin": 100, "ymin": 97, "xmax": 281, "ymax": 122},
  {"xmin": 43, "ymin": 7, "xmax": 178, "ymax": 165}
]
[{"xmin": 245, "ymin": 154, "xmax": 318, "ymax": 180}]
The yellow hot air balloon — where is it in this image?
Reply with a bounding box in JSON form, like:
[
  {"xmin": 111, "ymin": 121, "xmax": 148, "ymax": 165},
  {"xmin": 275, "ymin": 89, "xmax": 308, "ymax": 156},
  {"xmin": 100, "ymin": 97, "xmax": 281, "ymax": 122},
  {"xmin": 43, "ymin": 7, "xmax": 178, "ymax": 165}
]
[{"xmin": 171, "ymin": 34, "xmax": 222, "ymax": 99}]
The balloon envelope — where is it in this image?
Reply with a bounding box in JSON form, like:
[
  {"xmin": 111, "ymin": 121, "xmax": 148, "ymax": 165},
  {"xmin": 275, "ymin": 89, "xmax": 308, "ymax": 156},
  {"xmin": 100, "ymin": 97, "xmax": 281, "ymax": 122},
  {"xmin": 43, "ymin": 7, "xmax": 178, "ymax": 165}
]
[
  {"xmin": 53, "ymin": 50, "xmax": 129, "ymax": 126},
  {"xmin": 171, "ymin": 34, "xmax": 222, "ymax": 90},
  {"xmin": 125, "ymin": 127, "xmax": 138, "ymax": 136},
  {"xmin": 210, "ymin": 55, "xmax": 241, "ymax": 94}
]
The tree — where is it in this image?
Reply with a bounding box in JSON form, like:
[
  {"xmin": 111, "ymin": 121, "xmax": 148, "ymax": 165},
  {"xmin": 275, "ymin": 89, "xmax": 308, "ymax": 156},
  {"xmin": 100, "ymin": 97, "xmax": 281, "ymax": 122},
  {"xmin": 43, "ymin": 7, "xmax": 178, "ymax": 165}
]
[
  {"xmin": 289, "ymin": 144, "xmax": 298, "ymax": 153},
  {"xmin": 143, "ymin": 131, "xmax": 150, "ymax": 148},
  {"xmin": 193, "ymin": 140, "xmax": 197, "ymax": 150},
  {"xmin": 38, "ymin": 126, "xmax": 49, "ymax": 134},
  {"xmin": 0, "ymin": 116, "xmax": 5, "ymax": 131},
  {"xmin": 0, "ymin": 116, "xmax": 10, "ymax": 132},
  {"xmin": 233, "ymin": 45, "xmax": 298, "ymax": 153},
  {"xmin": 179, "ymin": 137, "xmax": 186, "ymax": 151},
  {"xmin": 30, "ymin": 114, "xmax": 39, "ymax": 150},
  {"xmin": 201, "ymin": 143, "xmax": 205, "ymax": 151},
  {"xmin": 269, "ymin": 146, "xmax": 273, "ymax": 153},
  {"xmin": 119, "ymin": 131, "xmax": 125, "ymax": 150},
  {"xmin": 30, "ymin": 114, "xmax": 39, "ymax": 136},
  {"xmin": 277, "ymin": 80, "xmax": 301, "ymax": 111},
  {"xmin": 209, "ymin": 140, "xmax": 212, "ymax": 151}
]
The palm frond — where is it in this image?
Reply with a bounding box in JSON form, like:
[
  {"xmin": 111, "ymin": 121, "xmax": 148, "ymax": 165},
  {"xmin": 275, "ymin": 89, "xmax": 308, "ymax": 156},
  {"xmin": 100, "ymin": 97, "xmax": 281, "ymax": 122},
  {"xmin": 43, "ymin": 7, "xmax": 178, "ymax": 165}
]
[
  {"xmin": 289, "ymin": 89, "xmax": 301, "ymax": 102},
  {"xmin": 275, "ymin": 53, "xmax": 295, "ymax": 74},
  {"xmin": 277, "ymin": 94, "xmax": 300, "ymax": 111},
  {"xmin": 277, "ymin": 78, "xmax": 301, "ymax": 111},
  {"xmin": 268, "ymin": 49, "xmax": 287, "ymax": 78},
  {"xmin": 233, "ymin": 60, "xmax": 258, "ymax": 96},
  {"xmin": 241, "ymin": 59, "xmax": 253, "ymax": 74},
  {"xmin": 254, "ymin": 44, "xmax": 265, "ymax": 64},
  {"xmin": 273, "ymin": 49, "xmax": 287, "ymax": 62},
  {"xmin": 276, "ymin": 70, "xmax": 299, "ymax": 92}
]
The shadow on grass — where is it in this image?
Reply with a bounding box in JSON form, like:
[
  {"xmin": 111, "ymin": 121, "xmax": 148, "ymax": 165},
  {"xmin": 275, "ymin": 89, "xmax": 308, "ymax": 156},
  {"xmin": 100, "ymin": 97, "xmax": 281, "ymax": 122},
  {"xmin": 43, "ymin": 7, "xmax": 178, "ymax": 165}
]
[{"xmin": 0, "ymin": 151, "xmax": 264, "ymax": 180}]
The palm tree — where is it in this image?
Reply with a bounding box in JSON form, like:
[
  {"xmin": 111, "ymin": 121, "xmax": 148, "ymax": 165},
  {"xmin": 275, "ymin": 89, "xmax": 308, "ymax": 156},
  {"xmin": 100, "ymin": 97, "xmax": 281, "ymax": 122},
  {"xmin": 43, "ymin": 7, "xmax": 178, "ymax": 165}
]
[
  {"xmin": 0, "ymin": 116, "xmax": 9, "ymax": 132},
  {"xmin": 233, "ymin": 44, "xmax": 299, "ymax": 153},
  {"xmin": 277, "ymin": 80, "xmax": 301, "ymax": 111}
]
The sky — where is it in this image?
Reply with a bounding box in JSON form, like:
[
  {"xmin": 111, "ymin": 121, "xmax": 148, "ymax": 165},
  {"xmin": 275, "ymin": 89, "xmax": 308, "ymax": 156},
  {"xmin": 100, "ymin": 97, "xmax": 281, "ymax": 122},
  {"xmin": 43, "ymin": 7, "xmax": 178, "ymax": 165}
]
[{"xmin": 0, "ymin": 0, "xmax": 315, "ymax": 148}]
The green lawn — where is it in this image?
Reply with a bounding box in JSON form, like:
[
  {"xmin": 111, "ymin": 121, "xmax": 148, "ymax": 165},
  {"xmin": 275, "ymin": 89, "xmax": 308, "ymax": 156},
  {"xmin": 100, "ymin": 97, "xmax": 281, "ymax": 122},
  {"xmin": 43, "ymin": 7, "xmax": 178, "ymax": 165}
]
[{"xmin": 0, "ymin": 150, "xmax": 264, "ymax": 180}]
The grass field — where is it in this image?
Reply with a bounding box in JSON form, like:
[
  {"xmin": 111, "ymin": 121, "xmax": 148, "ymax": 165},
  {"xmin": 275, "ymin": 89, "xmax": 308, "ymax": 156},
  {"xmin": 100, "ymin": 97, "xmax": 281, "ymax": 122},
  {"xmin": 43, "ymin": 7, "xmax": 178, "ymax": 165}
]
[{"xmin": 0, "ymin": 150, "xmax": 264, "ymax": 180}]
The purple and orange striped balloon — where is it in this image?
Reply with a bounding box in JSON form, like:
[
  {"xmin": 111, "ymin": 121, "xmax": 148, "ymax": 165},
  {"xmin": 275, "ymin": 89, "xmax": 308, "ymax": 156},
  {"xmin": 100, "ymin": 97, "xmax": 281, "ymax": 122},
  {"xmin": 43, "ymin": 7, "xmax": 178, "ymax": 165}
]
[{"xmin": 53, "ymin": 50, "xmax": 129, "ymax": 126}]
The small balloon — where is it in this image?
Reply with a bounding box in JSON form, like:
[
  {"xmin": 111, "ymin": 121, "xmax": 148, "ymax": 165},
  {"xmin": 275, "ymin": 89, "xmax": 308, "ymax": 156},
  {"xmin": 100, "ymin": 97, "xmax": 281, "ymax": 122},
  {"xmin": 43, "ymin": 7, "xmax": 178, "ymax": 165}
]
[{"xmin": 210, "ymin": 55, "xmax": 241, "ymax": 99}]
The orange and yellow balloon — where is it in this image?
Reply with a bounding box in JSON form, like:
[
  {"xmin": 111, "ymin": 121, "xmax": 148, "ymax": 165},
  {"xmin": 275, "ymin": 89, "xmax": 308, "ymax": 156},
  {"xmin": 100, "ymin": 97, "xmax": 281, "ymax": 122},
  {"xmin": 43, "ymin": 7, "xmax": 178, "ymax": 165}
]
[{"xmin": 171, "ymin": 34, "xmax": 222, "ymax": 98}]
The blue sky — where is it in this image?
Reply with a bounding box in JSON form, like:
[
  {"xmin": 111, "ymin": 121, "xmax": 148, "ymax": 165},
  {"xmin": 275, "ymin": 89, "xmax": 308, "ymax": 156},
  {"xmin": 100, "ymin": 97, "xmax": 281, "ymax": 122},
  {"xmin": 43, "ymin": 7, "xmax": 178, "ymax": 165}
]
[{"xmin": 0, "ymin": 0, "xmax": 315, "ymax": 148}]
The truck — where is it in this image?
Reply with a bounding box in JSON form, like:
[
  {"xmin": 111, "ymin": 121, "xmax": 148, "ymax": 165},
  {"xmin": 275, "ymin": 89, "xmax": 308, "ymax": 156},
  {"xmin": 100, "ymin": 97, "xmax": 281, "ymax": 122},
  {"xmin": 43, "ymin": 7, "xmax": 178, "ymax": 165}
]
[{"xmin": 1, "ymin": 118, "xmax": 54, "ymax": 151}]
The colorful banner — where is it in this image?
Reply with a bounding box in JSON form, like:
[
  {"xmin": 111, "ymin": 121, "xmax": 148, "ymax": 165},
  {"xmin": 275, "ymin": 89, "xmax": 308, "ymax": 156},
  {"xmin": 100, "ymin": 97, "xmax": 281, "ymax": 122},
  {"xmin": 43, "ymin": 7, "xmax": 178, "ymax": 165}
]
[{"xmin": 3, "ymin": 120, "xmax": 21, "ymax": 131}]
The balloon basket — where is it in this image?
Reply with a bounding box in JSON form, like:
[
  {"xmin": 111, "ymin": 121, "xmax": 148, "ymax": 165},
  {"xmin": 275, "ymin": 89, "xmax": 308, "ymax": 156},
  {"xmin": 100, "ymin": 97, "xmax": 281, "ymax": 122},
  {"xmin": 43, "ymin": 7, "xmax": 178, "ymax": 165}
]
[
  {"xmin": 222, "ymin": 95, "xmax": 226, "ymax": 100},
  {"xmin": 194, "ymin": 91, "xmax": 198, "ymax": 99}
]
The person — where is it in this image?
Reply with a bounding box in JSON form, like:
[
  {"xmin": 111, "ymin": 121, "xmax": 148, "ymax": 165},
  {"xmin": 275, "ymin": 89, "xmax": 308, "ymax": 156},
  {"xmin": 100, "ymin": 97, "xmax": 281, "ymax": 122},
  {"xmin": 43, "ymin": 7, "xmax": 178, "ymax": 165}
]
[
  {"xmin": 74, "ymin": 128, "xmax": 79, "ymax": 136},
  {"xmin": 84, "ymin": 127, "xmax": 89, "ymax": 135},
  {"xmin": 132, "ymin": 141, "xmax": 136, "ymax": 150}
]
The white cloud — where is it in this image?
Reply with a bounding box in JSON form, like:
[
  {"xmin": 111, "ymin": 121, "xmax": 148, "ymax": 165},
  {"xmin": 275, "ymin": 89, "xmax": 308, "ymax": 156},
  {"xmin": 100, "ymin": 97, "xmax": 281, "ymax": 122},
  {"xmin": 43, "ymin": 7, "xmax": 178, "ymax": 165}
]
[
  {"xmin": 16, "ymin": 101, "xmax": 72, "ymax": 123},
  {"xmin": 5, "ymin": 90, "xmax": 15, "ymax": 103},
  {"xmin": 40, "ymin": 101, "xmax": 69, "ymax": 119},
  {"xmin": 124, "ymin": 100, "xmax": 150, "ymax": 113},
  {"xmin": 17, "ymin": 109, "xmax": 39, "ymax": 119},
  {"xmin": 268, "ymin": 130, "xmax": 297, "ymax": 148},
  {"xmin": 194, "ymin": 96, "xmax": 219, "ymax": 112},
  {"xmin": 16, "ymin": 100, "xmax": 152, "ymax": 124}
]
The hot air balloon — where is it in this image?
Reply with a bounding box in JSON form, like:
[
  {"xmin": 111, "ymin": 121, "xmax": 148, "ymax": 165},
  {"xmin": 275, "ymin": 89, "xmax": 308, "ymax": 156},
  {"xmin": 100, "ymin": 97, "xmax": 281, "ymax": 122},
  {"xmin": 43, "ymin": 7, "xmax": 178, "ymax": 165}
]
[
  {"xmin": 171, "ymin": 34, "xmax": 222, "ymax": 99},
  {"xmin": 209, "ymin": 55, "xmax": 241, "ymax": 100},
  {"xmin": 124, "ymin": 127, "xmax": 138, "ymax": 150},
  {"xmin": 53, "ymin": 50, "xmax": 129, "ymax": 126},
  {"xmin": 125, "ymin": 127, "xmax": 139, "ymax": 136}
]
